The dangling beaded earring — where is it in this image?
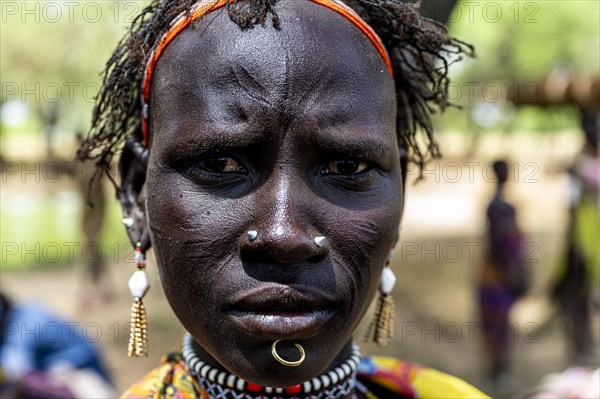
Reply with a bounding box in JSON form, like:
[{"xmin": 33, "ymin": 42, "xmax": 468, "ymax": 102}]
[
  {"xmin": 127, "ymin": 242, "xmax": 149, "ymax": 357},
  {"xmin": 364, "ymin": 251, "xmax": 397, "ymax": 346}
]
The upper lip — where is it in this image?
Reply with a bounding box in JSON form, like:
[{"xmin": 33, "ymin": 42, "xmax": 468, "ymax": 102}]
[{"xmin": 227, "ymin": 284, "xmax": 336, "ymax": 313}]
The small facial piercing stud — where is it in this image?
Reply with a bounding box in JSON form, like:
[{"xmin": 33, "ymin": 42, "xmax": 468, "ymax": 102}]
[
  {"xmin": 122, "ymin": 217, "xmax": 134, "ymax": 228},
  {"xmin": 247, "ymin": 230, "xmax": 258, "ymax": 241},
  {"xmin": 314, "ymin": 236, "xmax": 326, "ymax": 248}
]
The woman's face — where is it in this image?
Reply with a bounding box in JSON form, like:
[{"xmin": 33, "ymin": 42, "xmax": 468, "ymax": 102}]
[{"xmin": 141, "ymin": 1, "xmax": 401, "ymax": 388}]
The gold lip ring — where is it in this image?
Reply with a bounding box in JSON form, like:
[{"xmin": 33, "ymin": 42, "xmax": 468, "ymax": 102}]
[{"xmin": 271, "ymin": 340, "xmax": 305, "ymax": 367}]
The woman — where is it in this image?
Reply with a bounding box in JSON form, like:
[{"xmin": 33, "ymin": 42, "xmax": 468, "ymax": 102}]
[
  {"xmin": 552, "ymin": 109, "xmax": 599, "ymax": 362},
  {"xmin": 78, "ymin": 0, "xmax": 485, "ymax": 397},
  {"xmin": 478, "ymin": 160, "xmax": 529, "ymax": 390}
]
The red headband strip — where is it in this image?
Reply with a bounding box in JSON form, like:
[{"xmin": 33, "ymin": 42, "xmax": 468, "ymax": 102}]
[{"xmin": 141, "ymin": 0, "xmax": 393, "ymax": 145}]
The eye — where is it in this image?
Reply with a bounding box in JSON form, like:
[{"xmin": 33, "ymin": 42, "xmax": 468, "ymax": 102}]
[
  {"xmin": 198, "ymin": 157, "xmax": 245, "ymax": 173},
  {"xmin": 324, "ymin": 160, "xmax": 370, "ymax": 175}
]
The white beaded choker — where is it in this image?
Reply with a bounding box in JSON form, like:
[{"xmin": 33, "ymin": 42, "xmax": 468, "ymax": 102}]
[{"xmin": 182, "ymin": 333, "xmax": 361, "ymax": 398}]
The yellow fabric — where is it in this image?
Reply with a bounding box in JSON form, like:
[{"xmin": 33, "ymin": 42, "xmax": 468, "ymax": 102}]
[
  {"xmin": 574, "ymin": 198, "xmax": 600, "ymax": 285},
  {"xmin": 363, "ymin": 355, "xmax": 489, "ymax": 399},
  {"xmin": 120, "ymin": 354, "xmax": 206, "ymax": 399},
  {"xmin": 411, "ymin": 367, "xmax": 491, "ymax": 399}
]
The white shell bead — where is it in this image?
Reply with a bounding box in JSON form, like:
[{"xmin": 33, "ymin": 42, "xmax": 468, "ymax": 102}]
[
  {"xmin": 226, "ymin": 374, "xmax": 236, "ymax": 388},
  {"xmin": 379, "ymin": 267, "xmax": 396, "ymax": 295},
  {"xmin": 128, "ymin": 270, "xmax": 150, "ymax": 298},
  {"xmin": 303, "ymin": 381, "xmax": 312, "ymax": 393},
  {"xmin": 236, "ymin": 379, "xmax": 245, "ymax": 391},
  {"xmin": 312, "ymin": 377, "xmax": 321, "ymax": 391}
]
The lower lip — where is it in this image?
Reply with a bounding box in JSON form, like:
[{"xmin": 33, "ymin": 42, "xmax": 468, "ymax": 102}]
[{"xmin": 228, "ymin": 309, "xmax": 335, "ymax": 340}]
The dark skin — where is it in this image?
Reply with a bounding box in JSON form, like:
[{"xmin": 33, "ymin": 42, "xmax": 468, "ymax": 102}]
[{"xmin": 120, "ymin": 0, "xmax": 404, "ymax": 391}]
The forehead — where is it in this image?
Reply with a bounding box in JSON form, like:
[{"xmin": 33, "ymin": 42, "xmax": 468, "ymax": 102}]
[{"xmin": 150, "ymin": 0, "xmax": 396, "ymax": 140}]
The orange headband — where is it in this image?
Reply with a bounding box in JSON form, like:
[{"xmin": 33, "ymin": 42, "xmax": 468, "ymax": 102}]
[{"xmin": 141, "ymin": 0, "xmax": 393, "ymax": 144}]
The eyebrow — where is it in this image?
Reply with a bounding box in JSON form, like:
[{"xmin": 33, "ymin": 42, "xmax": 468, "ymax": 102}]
[
  {"xmin": 311, "ymin": 128, "xmax": 394, "ymax": 159},
  {"xmin": 158, "ymin": 98, "xmax": 395, "ymax": 159},
  {"xmin": 161, "ymin": 122, "xmax": 267, "ymax": 157}
]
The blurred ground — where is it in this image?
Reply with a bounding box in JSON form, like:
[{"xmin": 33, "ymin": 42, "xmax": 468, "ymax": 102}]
[{"xmin": 1, "ymin": 131, "xmax": 599, "ymax": 397}]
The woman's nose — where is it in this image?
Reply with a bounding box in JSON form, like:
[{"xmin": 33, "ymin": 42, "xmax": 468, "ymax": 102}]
[{"xmin": 239, "ymin": 178, "xmax": 329, "ymax": 264}]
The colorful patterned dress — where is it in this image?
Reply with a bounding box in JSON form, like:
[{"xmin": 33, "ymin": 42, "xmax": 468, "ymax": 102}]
[{"xmin": 121, "ymin": 353, "xmax": 490, "ymax": 398}]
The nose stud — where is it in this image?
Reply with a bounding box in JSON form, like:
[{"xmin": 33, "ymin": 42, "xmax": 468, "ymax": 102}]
[{"xmin": 247, "ymin": 230, "xmax": 326, "ymax": 248}]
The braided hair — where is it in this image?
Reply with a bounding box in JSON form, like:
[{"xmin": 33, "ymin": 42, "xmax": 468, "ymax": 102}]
[{"xmin": 77, "ymin": 0, "xmax": 474, "ymax": 186}]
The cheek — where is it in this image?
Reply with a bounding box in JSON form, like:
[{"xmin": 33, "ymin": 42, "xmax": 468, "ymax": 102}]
[
  {"xmin": 144, "ymin": 171, "xmax": 249, "ymax": 301},
  {"xmin": 323, "ymin": 185, "xmax": 402, "ymax": 311}
]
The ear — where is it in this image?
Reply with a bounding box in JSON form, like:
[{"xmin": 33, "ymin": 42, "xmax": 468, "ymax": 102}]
[{"xmin": 119, "ymin": 139, "xmax": 151, "ymax": 252}]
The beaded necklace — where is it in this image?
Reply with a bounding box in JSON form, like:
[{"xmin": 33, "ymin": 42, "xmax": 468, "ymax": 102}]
[{"xmin": 182, "ymin": 333, "xmax": 363, "ymax": 399}]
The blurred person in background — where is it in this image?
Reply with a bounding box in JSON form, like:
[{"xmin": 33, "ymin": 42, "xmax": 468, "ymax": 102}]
[
  {"xmin": 0, "ymin": 292, "xmax": 116, "ymax": 398},
  {"xmin": 478, "ymin": 160, "xmax": 530, "ymax": 392},
  {"xmin": 552, "ymin": 108, "xmax": 599, "ymax": 363}
]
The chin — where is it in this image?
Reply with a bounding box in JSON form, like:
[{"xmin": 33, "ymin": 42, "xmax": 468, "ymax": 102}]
[{"xmin": 220, "ymin": 339, "xmax": 341, "ymax": 389}]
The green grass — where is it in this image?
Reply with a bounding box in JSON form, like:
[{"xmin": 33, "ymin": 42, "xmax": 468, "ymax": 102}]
[{"xmin": 1, "ymin": 193, "xmax": 129, "ymax": 270}]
